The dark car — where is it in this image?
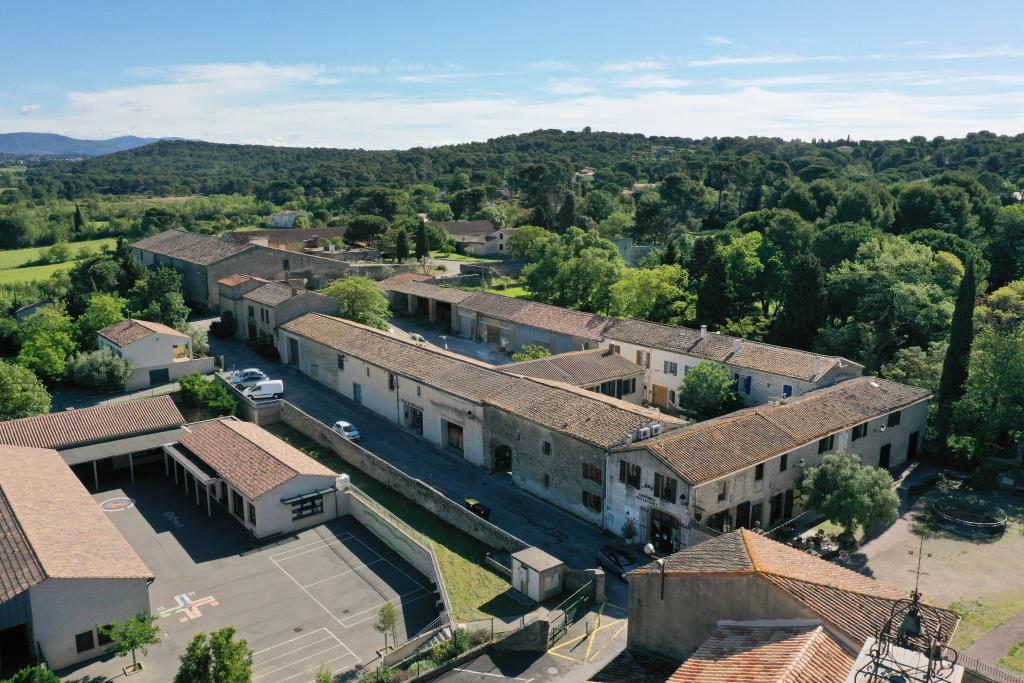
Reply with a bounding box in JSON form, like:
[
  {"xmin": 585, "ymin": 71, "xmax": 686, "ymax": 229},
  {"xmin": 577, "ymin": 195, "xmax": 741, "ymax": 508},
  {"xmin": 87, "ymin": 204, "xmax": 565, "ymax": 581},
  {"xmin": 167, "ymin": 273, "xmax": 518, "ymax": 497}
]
[
  {"xmin": 596, "ymin": 545, "xmax": 643, "ymax": 580},
  {"xmin": 464, "ymin": 498, "xmax": 491, "ymax": 521}
]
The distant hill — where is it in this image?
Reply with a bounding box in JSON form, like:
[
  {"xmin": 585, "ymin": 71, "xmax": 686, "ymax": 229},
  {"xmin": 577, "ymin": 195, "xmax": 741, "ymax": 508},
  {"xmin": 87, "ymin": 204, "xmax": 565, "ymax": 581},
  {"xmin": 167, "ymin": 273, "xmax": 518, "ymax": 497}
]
[{"xmin": 0, "ymin": 132, "xmax": 171, "ymax": 157}]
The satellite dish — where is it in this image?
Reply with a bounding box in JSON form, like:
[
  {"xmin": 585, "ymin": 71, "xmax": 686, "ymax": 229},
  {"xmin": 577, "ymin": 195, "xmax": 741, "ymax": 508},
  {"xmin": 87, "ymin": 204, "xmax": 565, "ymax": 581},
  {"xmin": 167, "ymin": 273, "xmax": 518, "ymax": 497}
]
[{"xmin": 643, "ymin": 543, "xmax": 655, "ymax": 556}]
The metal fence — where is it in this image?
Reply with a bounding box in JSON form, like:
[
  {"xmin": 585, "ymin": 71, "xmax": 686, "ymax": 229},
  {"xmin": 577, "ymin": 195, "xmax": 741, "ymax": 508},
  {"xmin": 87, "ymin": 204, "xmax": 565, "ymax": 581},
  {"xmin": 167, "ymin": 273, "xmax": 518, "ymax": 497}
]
[
  {"xmin": 956, "ymin": 652, "xmax": 1024, "ymax": 683},
  {"xmin": 548, "ymin": 580, "xmax": 593, "ymax": 645}
]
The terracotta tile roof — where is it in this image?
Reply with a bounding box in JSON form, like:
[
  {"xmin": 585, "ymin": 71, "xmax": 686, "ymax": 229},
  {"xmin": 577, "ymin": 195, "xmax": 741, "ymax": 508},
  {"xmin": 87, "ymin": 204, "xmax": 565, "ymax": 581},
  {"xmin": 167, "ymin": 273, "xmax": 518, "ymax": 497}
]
[
  {"xmin": 280, "ymin": 313, "xmax": 678, "ymax": 448},
  {"xmin": 587, "ymin": 648, "xmax": 681, "ymax": 683},
  {"xmin": 223, "ymin": 227, "xmax": 346, "ymax": 243},
  {"xmin": 98, "ymin": 318, "xmax": 189, "ymax": 346},
  {"xmin": 460, "ymin": 292, "xmax": 614, "ymax": 341},
  {"xmin": 243, "ymin": 281, "xmax": 301, "ymax": 307},
  {"xmin": 218, "ymin": 273, "xmax": 255, "ymax": 287},
  {"xmin": 0, "ymin": 395, "xmax": 185, "ymax": 450},
  {"xmin": 132, "ymin": 230, "xmax": 255, "ymax": 266},
  {"xmin": 633, "ymin": 530, "xmax": 959, "ymax": 647},
  {"xmin": 503, "ymin": 349, "xmax": 644, "ymax": 386},
  {"xmin": 0, "ymin": 445, "xmax": 152, "ymax": 599},
  {"xmin": 604, "ymin": 319, "xmax": 861, "ymax": 382},
  {"xmin": 380, "ymin": 279, "xmax": 475, "ymax": 305},
  {"xmin": 668, "ymin": 622, "xmax": 854, "ymax": 683},
  {"xmin": 434, "ymin": 220, "xmax": 495, "ymax": 237},
  {"xmin": 178, "ymin": 419, "xmax": 335, "ymax": 499},
  {"xmin": 378, "ymin": 272, "xmax": 434, "ymax": 286},
  {"xmin": 618, "ymin": 377, "xmax": 930, "ymax": 485}
]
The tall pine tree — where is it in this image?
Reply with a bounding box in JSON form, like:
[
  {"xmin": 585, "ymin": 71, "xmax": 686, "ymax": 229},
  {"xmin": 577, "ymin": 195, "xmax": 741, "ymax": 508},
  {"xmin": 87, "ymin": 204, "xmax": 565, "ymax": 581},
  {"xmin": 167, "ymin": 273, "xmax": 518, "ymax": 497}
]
[
  {"xmin": 556, "ymin": 193, "xmax": 577, "ymax": 234},
  {"xmin": 935, "ymin": 260, "xmax": 976, "ymax": 449},
  {"xmin": 73, "ymin": 204, "xmax": 84, "ymax": 236},
  {"xmin": 696, "ymin": 250, "xmax": 733, "ymax": 327},
  {"xmin": 395, "ymin": 229, "xmax": 409, "ymax": 263},
  {"xmin": 771, "ymin": 251, "xmax": 825, "ymax": 349},
  {"xmin": 415, "ymin": 221, "xmax": 429, "ymax": 260}
]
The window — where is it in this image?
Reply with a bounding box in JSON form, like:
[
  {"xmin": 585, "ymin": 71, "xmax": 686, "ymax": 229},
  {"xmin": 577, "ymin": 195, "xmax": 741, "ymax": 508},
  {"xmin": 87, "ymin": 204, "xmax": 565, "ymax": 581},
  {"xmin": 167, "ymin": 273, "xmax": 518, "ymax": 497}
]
[
  {"xmin": 654, "ymin": 473, "xmax": 677, "ymax": 502},
  {"xmin": 582, "ymin": 463, "xmax": 602, "ymax": 484},
  {"xmin": 663, "ymin": 360, "xmax": 678, "ymax": 375},
  {"xmin": 780, "ymin": 453, "xmax": 788, "ymax": 472},
  {"xmin": 97, "ymin": 625, "xmax": 113, "ymax": 647},
  {"xmin": 282, "ymin": 258, "xmax": 291, "ymax": 271},
  {"xmin": 232, "ymin": 490, "xmax": 244, "ymax": 518},
  {"xmin": 818, "ymin": 435, "xmax": 835, "ymax": 454},
  {"xmin": 75, "ymin": 630, "xmax": 95, "ymax": 654},
  {"xmin": 388, "ymin": 373, "xmax": 396, "ymax": 391},
  {"xmin": 668, "ymin": 390, "xmax": 676, "ymax": 404},
  {"xmin": 337, "ymin": 353, "xmax": 346, "ymax": 370},
  {"xmin": 248, "ymin": 503, "xmax": 256, "ymax": 525},
  {"xmin": 248, "ymin": 305, "xmax": 255, "ymax": 319},
  {"xmin": 743, "ymin": 376, "xmax": 752, "ymax": 395},
  {"xmin": 542, "ymin": 440, "xmax": 552, "ymax": 455},
  {"xmin": 755, "ymin": 463, "xmax": 764, "ymax": 481},
  {"xmin": 292, "ymin": 496, "xmax": 324, "ymax": 520},
  {"xmin": 582, "ymin": 491, "xmax": 602, "ymax": 512},
  {"xmin": 636, "ymin": 350, "xmax": 650, "ymax": 368},
  {"xmin": 543, "ymin": 474, "xmax": 550, "ymax": 487},
  {"xmin": 887, "ymin": 411, "xmax": 902, "ymax": 427},
  {"xmin": 608, "ymin": 343, "xmax": 621, "ymax": 354},
  {"xmin": 716, "ymin": 481, "xmax": 728, "ymax": 502},
  {"xmin": 852, "ymin": 423, "xmax": 868, "ymax": 441},
  {"xmin": 619, "ymin": 460, "xmax": 641, "ymax": 488}
]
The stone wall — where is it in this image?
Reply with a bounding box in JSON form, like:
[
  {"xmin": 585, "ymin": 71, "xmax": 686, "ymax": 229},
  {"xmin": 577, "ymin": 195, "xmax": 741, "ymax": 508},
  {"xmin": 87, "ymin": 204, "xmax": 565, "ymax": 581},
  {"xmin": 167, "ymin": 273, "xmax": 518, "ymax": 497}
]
[{"xmin": 279, "ymin": 402, "xmax": 529, "ymax": 554}]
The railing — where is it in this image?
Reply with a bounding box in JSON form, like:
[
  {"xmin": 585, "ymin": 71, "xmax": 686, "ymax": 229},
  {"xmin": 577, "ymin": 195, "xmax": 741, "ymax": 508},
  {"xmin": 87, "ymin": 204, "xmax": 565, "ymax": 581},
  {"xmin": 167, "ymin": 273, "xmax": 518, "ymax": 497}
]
[{"xmin": 956, "ymin": 652, "xmax": 1024, "ymax": 683}]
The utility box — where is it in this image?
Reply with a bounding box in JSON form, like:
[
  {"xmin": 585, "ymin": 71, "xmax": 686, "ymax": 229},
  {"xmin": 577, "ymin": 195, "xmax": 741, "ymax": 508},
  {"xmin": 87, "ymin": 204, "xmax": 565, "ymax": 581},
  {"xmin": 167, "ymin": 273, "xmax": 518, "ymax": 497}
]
[{"xmin": 511, "ymin": 547, "xmax": 564, "ymax": 602}]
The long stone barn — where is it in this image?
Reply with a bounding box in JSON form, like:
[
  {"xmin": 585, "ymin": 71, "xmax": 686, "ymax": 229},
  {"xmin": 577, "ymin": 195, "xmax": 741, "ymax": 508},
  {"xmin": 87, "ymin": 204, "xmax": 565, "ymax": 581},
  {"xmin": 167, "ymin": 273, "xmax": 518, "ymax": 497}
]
[{"xmin": 277, "ymin": 312, "xmax": 685, "ymax": 526}]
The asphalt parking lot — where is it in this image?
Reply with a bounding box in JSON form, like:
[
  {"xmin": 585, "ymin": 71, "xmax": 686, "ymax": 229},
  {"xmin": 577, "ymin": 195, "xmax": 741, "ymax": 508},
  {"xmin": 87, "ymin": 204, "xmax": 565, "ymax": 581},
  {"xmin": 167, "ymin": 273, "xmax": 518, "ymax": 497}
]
[{"xmin": 61, "ymin": 465, "xmax": 439, "ymax": 683}]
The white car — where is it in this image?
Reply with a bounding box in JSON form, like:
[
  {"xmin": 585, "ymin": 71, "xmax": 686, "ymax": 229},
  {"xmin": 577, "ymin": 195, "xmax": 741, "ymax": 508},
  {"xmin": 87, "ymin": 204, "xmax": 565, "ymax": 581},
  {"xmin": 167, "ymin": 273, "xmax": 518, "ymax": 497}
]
[
  {"xmin": 409, "ymin": 333, "xmax": 428, "ymax": 344},
  {"xmin": 230, "ymin": 368, "xmax": 268, "ymax": 389},
  {"xmin": 332, "ymin": 420, "xmax": 360, "ymax": 442}
]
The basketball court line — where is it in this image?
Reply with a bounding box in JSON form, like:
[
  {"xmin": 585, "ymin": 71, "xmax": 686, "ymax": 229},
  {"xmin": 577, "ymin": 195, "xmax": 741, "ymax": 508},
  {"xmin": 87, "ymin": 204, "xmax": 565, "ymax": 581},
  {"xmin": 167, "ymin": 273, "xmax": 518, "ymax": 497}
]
[
  {"xmin": 269, "ymin": 533, "xmax": 355, "ymax": 563},
  {"xmin": 337, "ymin": 587, "xmax": 433, "ymax": 629},
  {"xmin": 451, "ymin": 668, "xmax": 535, "ymax": 682},
  {"xmin": 252, "ymin": 627, "xmax": 359, "ymax": 682}
]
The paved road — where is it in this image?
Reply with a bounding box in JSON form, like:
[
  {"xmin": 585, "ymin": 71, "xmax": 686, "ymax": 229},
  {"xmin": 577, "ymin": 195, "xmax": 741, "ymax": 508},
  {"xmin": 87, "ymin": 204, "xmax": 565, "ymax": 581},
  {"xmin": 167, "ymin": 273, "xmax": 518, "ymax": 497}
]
[
  {"xmin": 209, "ymin": 333, "xmax": 627, "ymax": 608},
  {"xmin": 388, "ymin": 317, "xmax": 512, "ymax": 366}
]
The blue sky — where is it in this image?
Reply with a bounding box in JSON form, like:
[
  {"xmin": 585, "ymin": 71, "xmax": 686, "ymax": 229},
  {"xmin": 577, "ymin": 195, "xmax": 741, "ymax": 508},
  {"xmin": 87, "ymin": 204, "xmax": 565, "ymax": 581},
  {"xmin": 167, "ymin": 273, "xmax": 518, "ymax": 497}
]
[{"xmin": 3, "ymin": 1, "xmax": 1024, "ymax": 148}]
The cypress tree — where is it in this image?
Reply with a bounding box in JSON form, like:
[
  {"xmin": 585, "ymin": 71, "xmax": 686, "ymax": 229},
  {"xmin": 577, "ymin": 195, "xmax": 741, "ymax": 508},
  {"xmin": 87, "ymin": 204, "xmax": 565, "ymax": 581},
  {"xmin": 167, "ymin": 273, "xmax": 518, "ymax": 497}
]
[
  {"xmin": 662, "ymin": 239, "xmax": 678, "ymax": 266},
  {"xmin": 415, "ymin": 221, "xmax": 429, "ymax": 260},
  {"xmin": 556, "ymin": 193, "xmax": 577, "ymax": 234},
  {"xmin": 395, "ymin": 229, "xmax": 409, "ymax": 263},
  {"xmin": 935, "ymin": 260, "xmax": 976, "ymax": 448},
  {"xmin": 696, "ymin": 250, "xmax": 733, "ymax": 327},
  {"xmin": 73, "ymin": 204, "xmax": 84, "ymax": 236},
  {"xmin": 771, "ymin": 251, "xmax": 825, "ymax": 350}
]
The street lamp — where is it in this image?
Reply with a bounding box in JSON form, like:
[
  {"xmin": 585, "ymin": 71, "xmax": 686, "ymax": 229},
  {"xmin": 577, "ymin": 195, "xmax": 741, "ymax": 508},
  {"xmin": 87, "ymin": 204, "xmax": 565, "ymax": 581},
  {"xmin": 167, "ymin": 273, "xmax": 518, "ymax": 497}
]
[{"xmin": 645, "ymin": 544, "xmax": 666, "ymax": 600}]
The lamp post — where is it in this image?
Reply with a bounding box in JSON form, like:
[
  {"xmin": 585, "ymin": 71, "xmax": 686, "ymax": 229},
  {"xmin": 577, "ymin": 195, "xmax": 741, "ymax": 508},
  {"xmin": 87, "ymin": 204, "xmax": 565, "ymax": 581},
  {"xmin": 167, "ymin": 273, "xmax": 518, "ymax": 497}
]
[{"xmin": 644, "ymin": 543, "xmax": 666, "ymax": 600}]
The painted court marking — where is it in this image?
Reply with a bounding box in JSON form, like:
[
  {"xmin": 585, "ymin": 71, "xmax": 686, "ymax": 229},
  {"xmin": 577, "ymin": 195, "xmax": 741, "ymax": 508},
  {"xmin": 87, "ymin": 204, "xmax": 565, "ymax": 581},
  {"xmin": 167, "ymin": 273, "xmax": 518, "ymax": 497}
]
[
  {"xmin": 252, "ymin": 627, "xmax": 358, "ymax": 682},
  {"xmin": 547, "ymin": 604, "xmax": 627, "ymax": 665},
  {"xmin": 269, "ymin": 531, "xmax": 432, "ymax": 631},
  {"xmin": 156, "ymin": 591, "xmax": 219, "ymax": 622},
  {"xmin": 451, "ymin": 668, "xmax": 535, "ymax": 682},
  {"xmin": 99, "ymin": 497, "xmax": 135, "ymax": 512}
]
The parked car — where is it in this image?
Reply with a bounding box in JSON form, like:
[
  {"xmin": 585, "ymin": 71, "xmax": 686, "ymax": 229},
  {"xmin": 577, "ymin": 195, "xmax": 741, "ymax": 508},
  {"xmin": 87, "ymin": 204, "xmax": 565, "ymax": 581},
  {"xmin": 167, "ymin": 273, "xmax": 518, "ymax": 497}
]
[
  {"xmin": 230, "ymin": 368, "xmax": 268, "ymax": 389},
  {"xmin": 243, "ymin": 379, "xmax": 284, "ymax": 400},
  {"xmin": 409, "ymin": 333, "xmax": 428, "ymax": 344},
  {"xmin": 332, "ymin": 420, "xmax": 361, "ymax": 442},
  {"xmin": 464, "ymin": 498, "xmax": 491, "ymax": 521},
  {"xmin": 595, "ymin": 545, "xmax": 643, "ymax": 580}
]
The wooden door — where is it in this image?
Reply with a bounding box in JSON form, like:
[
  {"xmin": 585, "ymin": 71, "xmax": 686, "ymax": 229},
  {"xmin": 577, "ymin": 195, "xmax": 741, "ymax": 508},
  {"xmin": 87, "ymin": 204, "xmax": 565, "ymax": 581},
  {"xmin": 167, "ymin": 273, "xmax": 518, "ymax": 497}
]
[{"xmin": 652, "ymin": 384, "xmax": 669, "ymax": 409}]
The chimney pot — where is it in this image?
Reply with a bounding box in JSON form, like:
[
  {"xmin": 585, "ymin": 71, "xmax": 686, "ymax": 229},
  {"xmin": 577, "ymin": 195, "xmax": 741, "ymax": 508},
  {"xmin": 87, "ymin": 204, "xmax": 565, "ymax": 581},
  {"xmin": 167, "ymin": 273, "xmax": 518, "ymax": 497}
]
[
  {"xmin": 731, "ymin": 338, "xmax": 741, "ymax": 354},
  {"xmin": 700, "ymin": 325, "xmax": 707, "ymax": 338}
]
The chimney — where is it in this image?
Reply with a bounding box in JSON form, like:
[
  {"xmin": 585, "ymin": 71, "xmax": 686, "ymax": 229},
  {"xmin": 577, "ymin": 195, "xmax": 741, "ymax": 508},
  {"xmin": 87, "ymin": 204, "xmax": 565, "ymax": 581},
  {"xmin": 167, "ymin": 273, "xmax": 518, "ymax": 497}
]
[
  {"xmin": 813, "ymin": 356, "xmax": 820, "ymax": 377},
  {"xmin": 700, "ymin": 325, "xmax": 707, "ymax": 338},
  {"xmin": 731, "ymin": 338, "xmax": 741, "ymax": 354}
]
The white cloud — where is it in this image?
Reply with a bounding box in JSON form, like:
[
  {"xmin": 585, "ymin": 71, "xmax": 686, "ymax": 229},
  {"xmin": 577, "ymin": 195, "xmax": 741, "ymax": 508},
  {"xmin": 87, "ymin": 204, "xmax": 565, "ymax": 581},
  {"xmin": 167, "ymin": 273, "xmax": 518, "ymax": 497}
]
[
  {"xmin": 922, "ymin": 46, "xmax": 1024, "ymax": 61},
  {"xmin": 17, "ymin": 104, "xmax": 41, "ymax": 115},
  {"xmin": 539, "ymin": 78, "xmax": 598, "ymax": 95},
  {"xmin": 704, "ymin": 36, "xmax": 732, "ymax": 45},
  {"xmin": 133, "ymin": 61, "xmax": 324, "ymax": 83},
  {"xmin": 598, "ymin": 59, "xmax": 669, "ymax": 72},
  {"xmin": 529, "ymin": 60, "xmax": 578, "ymax": 72},
  {"xmin": 315, "ymin": 77, "xmax": 345, "ymax": 86},
  {"xmin": 721, "ymin": 75, "xmax": 840, "ymax": 88},
  {"xmin": 687, "ymin": 54, "xmax": 847, "ymax": 67},
  {"xmin": 619, "ymin": 74, "xmax": 691, "ymax": 90}
]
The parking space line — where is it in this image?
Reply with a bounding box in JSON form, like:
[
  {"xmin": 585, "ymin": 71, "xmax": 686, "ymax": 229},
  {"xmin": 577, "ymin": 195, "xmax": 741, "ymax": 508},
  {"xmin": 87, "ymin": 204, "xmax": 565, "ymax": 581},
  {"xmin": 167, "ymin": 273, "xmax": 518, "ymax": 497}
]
[
  {"xmin": 302, "ymin": 558, "xmax": 385, "ymax": 588},
  {"xmin": 253, "ymin": 635, "xmax": 337, "ymax": 667},
  {"xmin": 268, "ymin": 534, "xmax": 354, "ymax": 561},
  {"xmin": 451, "ymin": 669, "xmax": 535, "ymax": 682},
  {"xmin": 271, "ymin": 556, "xmax": 351, "ymax": 629},
  {"xmin": 253, "ymin": 628, "xmax": 334, "ymax": 656},
  {"xmin": 270, "ymin": 536, "xmax": 356, "ymax": 563},
  {"xmin": 252, "ymin": 644, "xmax": 349, "ymax": 680},
  {"xmin": 338, "ymin": 588, "xmax": 432, "ymax": 629}
]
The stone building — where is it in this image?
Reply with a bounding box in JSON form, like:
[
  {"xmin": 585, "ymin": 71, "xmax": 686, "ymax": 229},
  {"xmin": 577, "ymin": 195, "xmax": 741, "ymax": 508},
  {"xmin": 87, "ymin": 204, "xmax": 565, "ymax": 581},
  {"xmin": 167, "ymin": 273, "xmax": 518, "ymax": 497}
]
[
  {"xmin": 433, "ymin": 220, "xmax": 516, "ymax": 256},
  {"xmin": 217, "ymin": 274, "xmax": 339, "ymax": 346},
  {"xmin": 277, "ymin": 313, "xmax": 681, "ymax": 526},
  {"xmin": 606, "ymin": 377, "xmax": 930, "ymax": 553},
  {"xmin": 500, "ymin": 348, "xmax": 645, "ymax": 404}
]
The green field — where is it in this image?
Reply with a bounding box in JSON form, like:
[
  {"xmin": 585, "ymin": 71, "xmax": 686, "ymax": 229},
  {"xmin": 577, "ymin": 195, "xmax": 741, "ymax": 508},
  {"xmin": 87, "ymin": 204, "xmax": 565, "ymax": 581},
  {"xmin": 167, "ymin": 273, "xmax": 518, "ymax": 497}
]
[
  {"xmin": 429, "ymin": 251, "xmax": 499, "ymax": 263},
  {"xmin": 0, "ymin": 237, "xmax": 119, "ymax": 284}
]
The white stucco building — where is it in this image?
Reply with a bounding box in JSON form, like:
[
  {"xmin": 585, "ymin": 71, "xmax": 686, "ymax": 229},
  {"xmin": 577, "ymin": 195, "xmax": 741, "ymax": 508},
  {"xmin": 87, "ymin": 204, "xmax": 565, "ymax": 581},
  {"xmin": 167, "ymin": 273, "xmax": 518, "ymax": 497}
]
[
  {"xmin": 0, "ymin": 446, "xmax": 152, "ymax": 670},
  {"xmin": 163, "ymin": 418, "xmax": 341, "ymax": 539},
  {"xmin": 98, "ymin": 318, "xmax": 215, "ymax": 390}
]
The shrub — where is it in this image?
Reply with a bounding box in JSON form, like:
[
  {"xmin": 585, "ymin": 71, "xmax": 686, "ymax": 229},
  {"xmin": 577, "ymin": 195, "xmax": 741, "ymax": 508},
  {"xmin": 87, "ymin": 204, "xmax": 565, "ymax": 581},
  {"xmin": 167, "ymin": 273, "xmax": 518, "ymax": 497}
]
[
  {"xmin": 179, "ymin": 373, "xmax": 236, "ymax": 416},
  {"xmin": 210, "ymin": 311, "xmax": 236, "ymax": 339},
  {"xmin": 511, "ymin": 344, "xmax": 551, "ymax": 362},
  {"xmin": 3, "ymin": 665, "xmax": 61, "ymax": 683},
  {"xmin": 187, "ymin": 326, "xmax": 210, "ymax": 357},
  {"xmin": 71, "ymin": 349, "xmax": 133, "ymax": 388},
  {"xmin": 0, "ymin": 360, "xmax": 50, "ymax": 420}
]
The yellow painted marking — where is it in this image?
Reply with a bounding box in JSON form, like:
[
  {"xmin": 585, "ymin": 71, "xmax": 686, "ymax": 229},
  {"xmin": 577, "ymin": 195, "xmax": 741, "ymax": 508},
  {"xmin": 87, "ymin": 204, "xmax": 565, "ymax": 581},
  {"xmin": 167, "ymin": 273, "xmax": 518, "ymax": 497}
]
[
  {"xmin": 547, "ymin": 607, "xmax": 626, "ymax": 664},
  {"xmin": 588, "ymin": 621, "xmax": 628, "ymax": 662}
]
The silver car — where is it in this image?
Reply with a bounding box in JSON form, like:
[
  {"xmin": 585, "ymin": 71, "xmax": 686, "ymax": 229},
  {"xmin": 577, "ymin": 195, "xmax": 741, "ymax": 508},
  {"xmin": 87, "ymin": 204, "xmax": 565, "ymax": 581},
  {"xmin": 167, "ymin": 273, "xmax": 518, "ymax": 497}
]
[
  {"xmin": 332, "ymin": 420, "xmax": 360, "ymax": 442},
  {"xmin": 230, "ymin": 368, "xmax": 268, "ymax": 389}
]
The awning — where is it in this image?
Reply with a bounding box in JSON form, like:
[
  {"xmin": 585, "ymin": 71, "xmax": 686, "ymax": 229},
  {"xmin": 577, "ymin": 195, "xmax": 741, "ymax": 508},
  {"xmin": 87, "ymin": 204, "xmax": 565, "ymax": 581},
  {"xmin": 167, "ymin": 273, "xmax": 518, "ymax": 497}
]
[
  {"xmin": 60, "ymin": 428, "xmax": 191, "ymax": 467},
  {"xmin": 163, "ymin": 445, "xmax": 220, "ymax": 486},
  {"xmin": 281, "ymin": 486, "xmax": 337, "ymax": 504}
]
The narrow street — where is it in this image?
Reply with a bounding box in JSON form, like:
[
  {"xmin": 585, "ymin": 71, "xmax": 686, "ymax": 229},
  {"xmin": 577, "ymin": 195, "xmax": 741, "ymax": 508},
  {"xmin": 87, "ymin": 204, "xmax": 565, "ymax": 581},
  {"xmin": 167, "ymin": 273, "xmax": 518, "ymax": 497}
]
[{"xmin": 208, "ymin": 331, "xmax": 627, "ymax": 607}]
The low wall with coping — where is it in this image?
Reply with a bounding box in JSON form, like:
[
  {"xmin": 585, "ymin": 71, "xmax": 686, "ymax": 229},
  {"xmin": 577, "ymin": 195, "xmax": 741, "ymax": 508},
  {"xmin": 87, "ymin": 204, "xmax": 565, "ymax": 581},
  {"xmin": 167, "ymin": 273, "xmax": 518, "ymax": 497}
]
[{"xmin": 279, "ymin": 401, "xmax": 529, "ymax": 554}]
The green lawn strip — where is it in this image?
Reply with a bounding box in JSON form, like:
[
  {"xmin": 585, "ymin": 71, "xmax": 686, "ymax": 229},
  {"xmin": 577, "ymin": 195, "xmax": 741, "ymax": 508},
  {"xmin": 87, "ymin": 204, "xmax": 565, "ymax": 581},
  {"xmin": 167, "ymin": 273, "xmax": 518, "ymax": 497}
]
[
  {"xmin": 486, "ymin": 286, "xmax": 531, "ymax": 299},
  {"xmin": 429, "ymin": 251, "xmax": 499, "ymax": 263},
  {"xmin": 949, "ymin": 594, "xmax": 1024, "ymax": 650},
  {"xmin": 0, "ymin": 237, "xmax": 118, "ymax": 270},
  {"xmin": 264, "ymin": 423, "xmax": 526, "ymax": 623},
  {"xmin": 1002, "ymin": 641, "xmax": 1024, "ymax": 674},
  {"xmin": 0, "ymin": 262, "xmax": 72, "ymax": 284}
]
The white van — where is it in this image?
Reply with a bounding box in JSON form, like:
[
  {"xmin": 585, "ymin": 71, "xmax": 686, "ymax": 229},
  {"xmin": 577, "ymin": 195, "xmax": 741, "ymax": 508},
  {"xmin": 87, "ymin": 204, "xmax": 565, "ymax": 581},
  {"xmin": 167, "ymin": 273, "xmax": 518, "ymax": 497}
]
[{"xmin": 244, "ymin": 379, "xmax": 284, "ymax": 400}]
